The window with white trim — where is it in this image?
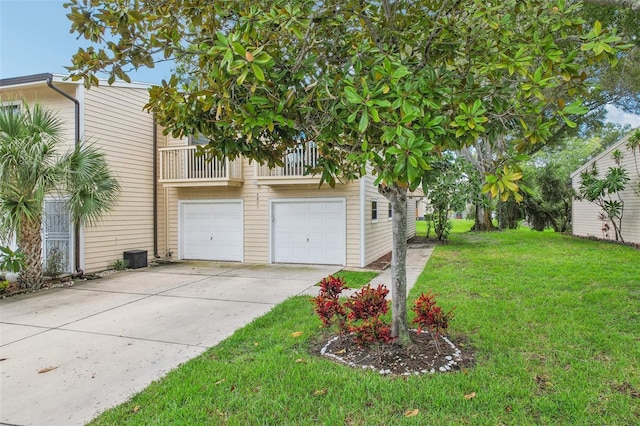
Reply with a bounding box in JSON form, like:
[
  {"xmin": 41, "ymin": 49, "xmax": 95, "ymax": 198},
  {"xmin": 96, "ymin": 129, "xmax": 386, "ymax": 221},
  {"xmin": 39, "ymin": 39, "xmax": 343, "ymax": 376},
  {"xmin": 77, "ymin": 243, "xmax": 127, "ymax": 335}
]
[{"xmin": 371, "ymin": 200, "xmax": 378, "ymax": 222}]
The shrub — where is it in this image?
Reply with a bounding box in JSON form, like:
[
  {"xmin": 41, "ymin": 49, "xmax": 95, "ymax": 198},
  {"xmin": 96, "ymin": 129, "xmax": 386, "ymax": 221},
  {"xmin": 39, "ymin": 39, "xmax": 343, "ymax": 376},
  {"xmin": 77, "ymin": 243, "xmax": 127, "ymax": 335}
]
[
  {"xmin": 0, "ymin": 280, "xmax": 9, "ymax": 292},
  {"xmin": 345, "ymin": 284, "xmax": 389, "ymax": 320},
  {"xmin": 313, "ymin": 280, "xmax": 456, "ymax": 348},
  {"xmin": 44, "ymin": 248, "xmax": 65, "ymax": 278},
  {"xmin": 312, "ymin": 280, "xmax": 393, "ymax": 346},
  {"xmin": 345, "ymin": 285, "xmax": 392, "ymax": 345},
  {"xmin": 312, "ymin": 275, "xmax": 349, "ymax": 329},
  {"xmin": 109, "ymin": 258, "xmax": 129, "ymax": 271},
  {"xmin": 349, "ymin": 317, "xmax": 393, "ymax": 345},
  {"xmin": 411, "ymin": 291, "xmax": 455, "ymax": 352}
]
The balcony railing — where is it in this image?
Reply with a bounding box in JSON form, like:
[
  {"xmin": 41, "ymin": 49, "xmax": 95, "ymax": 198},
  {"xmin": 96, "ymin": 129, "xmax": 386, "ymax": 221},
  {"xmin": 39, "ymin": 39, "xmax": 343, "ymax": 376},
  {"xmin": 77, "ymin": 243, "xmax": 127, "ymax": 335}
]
[
  {"xmin": 159, "ymin": 146, "xmax": 243, "ymax": 187},
  {"xmin": 254, "ymin": 143, "xmax": 322, "ymax": 185}
]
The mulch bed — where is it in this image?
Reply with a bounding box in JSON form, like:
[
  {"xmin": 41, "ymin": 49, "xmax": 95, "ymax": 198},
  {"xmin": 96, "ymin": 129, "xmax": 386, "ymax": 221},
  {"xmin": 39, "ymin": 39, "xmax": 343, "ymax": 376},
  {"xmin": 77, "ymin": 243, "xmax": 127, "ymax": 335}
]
[
  {"xmin": 365, "ymin": 251, "xmax": 392, "ymax": 270},
  {"xmin": 317, "ymin": 330, "xmax": 475, "ymax": 376},
  {"xmin": 0, "ymin": 276, "xmax": 78, "ymax": 299}
]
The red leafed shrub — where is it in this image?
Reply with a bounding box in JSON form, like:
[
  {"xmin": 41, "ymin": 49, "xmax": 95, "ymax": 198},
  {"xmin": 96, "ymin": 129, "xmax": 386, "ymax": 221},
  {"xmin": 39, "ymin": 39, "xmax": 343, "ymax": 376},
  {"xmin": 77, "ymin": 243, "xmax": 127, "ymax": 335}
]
[
  {"xmin": 349, "ymin": 317, "xmax": 393, "ymax": 345},
  {"xmin": 345, "ymin": 284, "xmax": 392, "ymax": 345},
  {"xmin": 313, "ymin": 280, "xmax": 456, "ymax": 348},
  {"xmin": 345, "ymin": 284, "xmax": 390, "ymax": 320},
  {"xmin": 411, "ymin": 291, "xmax": 455, "ymax": 351},
  {"xmin": 312, "ymin": 281, "xmax": 393, "ymax": 346},
  {"xmin": 312, "ymin": 275, "xmax": 349, "ymax": 329}
]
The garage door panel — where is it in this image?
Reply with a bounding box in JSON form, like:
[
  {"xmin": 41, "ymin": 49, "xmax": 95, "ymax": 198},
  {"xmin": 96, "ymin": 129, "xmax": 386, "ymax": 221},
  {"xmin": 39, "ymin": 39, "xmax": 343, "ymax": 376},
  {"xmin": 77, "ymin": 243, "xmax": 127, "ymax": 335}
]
[
  {"xmin": 181, "ymin": 202, "xmax": 242, "ymax": 261},
  {"xmin": 273, "ymin": 200, "xmax": 345, "ymax": 265}
]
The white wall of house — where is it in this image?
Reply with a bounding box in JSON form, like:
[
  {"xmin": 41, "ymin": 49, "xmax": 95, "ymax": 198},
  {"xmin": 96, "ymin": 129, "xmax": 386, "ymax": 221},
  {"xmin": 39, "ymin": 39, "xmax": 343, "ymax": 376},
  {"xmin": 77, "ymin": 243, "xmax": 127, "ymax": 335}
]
[{"xmin": 571, "ymin": 131, "xmax": 640, "ymax": 245}]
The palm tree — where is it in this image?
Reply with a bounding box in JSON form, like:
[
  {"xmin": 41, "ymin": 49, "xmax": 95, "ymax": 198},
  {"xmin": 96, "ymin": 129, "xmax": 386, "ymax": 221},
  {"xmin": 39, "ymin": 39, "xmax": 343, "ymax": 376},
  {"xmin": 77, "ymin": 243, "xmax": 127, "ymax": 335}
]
[{"xmin": 0, "ymin": 103, "xmax": 119, "ymax": 289}]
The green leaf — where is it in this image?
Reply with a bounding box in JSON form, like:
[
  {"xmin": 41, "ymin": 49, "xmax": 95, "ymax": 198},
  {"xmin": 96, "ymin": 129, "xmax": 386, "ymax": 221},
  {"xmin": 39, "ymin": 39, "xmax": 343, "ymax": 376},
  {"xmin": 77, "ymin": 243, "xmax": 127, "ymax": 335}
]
[
  {"xmin": 359, "ymin": 111, "xmax": 369, "ymax": 133},
  {"xmin": 231, "ymin": 42, "xmax": 246, "ymax": 56},
  {"xmin": 251, "ymin": 63, "xmax": 265, "ymax": 82},
  {"xmin": 237, "ymin": 68, "xmax": 249, "ymax": 85},
  {"xmin": 345, "ymin": 86, "xmax": 363, "ymax": 104},
  {"xmin": 370, "ymin": 107, "xmax": 380, "ymax": 123},
  {"xmin": 253, "ymin": 52, "xmax": 272, "ymax": 65}
]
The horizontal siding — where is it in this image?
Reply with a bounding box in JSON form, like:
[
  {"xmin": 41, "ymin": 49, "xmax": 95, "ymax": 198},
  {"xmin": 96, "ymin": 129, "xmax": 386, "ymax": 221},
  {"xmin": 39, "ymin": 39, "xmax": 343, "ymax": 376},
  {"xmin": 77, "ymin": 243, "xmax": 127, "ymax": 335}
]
[
  {"xmin": 0, "ymin": 84, "xmax": 76, "ymax": 152},
  {"xmin": 406, "ymin": 196, "xmax": 418, "ymax": 238},
  {"xmin": 362, "ymin": 174, "xmax": 417, "ymax": 266},
  {"xmin": 363, "ymin": 172, "xmax": 393, "ymax": 266},
  {"xmin": 163, "ymin": 156, "xmax": 363, "ymax": 266},
  {"xmin": 572, "ymin": 138, "xmax": 640, "ymax": 245},
  {"xmin": 82, "ymin": 85, "xmax": 159, "ymax": 272},
  {"xmin": 162, "ymin": 147, "xmax": 417, "ymax": 268}
]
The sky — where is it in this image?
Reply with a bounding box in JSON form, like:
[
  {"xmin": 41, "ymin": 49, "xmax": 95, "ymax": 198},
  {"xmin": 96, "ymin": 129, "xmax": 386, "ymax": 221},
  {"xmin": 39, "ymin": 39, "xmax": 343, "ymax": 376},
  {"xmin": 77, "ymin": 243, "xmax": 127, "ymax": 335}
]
[
  {"xmin": 0, "ymin": 0, "xmax": 172, "ymax": 84},
  {"xmin": 1, "ymin": 0, "xmax": 639, "ymax": 128}
]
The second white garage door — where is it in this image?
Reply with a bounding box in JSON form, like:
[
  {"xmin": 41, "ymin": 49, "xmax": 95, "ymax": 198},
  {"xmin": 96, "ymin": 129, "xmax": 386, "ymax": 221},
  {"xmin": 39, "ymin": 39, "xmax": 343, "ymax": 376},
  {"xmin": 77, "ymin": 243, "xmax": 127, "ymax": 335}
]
[
  {"xmin": 180, "ymin": 200, "xmax": 243, "ymax": 261},
  {"xmin": 272, "ymin": 199, "xmax": 346, "ymax": 265}
]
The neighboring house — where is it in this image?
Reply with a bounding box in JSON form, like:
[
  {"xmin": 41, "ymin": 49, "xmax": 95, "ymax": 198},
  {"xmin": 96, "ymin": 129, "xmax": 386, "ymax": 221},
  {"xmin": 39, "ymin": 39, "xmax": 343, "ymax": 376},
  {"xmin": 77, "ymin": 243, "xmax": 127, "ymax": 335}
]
[
  {"xmin": 0, "ymin": 73, "xmax": 161, "ymax": 274},
  {"xmin": 570, "ymin": 130, "xmax": 640, "ymax": 245},
  {"xmin": 1, "ymin": 73, "xmax": 416, "ymax": 273}
]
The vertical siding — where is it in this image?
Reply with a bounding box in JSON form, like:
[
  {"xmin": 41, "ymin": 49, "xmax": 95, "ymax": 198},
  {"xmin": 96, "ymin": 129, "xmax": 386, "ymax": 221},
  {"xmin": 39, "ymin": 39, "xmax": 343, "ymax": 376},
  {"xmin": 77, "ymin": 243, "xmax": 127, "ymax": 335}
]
[
  {"xmin": 81, "ymin": 85, "xmax": 161, "ymax": 272},
  {"xmin": 571, "ymin": 136, "xmax": 640, "ymax": 245}
]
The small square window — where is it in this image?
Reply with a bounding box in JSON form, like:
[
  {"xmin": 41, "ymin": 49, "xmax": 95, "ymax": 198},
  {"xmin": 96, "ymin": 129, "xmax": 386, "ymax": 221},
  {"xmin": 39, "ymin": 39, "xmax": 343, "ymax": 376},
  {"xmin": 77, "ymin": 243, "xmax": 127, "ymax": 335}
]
[{"xmin": 371, "ymin": 200, "xmax": 378, "ymax": 222}]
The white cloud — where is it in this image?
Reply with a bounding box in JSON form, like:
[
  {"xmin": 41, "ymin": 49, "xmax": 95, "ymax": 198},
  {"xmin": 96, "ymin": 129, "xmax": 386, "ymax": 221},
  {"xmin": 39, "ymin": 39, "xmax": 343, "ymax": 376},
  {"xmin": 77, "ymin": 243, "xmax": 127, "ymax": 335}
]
[{"xmin": 605, "ymin": 105, "xmax": 640, "ymax": 128}]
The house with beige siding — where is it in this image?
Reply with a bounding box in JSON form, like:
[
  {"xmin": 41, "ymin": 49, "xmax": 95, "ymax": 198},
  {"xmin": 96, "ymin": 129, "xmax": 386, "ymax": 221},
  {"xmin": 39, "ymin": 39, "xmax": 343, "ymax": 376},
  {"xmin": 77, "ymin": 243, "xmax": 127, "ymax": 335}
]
[
  {"xmin": 0, "ymin": 73, "xmax": 162, "ymax": 274},
  {"xmin": 1, "ymin": 73, "xmax": 415, "ymax": 273},
  {"xmin": 159, "ymin": 138, "xmax": 417, "ymax": 268},
  {"xmin": 571, "ymin": 130, "xmax": 640, "ymax": 245}
]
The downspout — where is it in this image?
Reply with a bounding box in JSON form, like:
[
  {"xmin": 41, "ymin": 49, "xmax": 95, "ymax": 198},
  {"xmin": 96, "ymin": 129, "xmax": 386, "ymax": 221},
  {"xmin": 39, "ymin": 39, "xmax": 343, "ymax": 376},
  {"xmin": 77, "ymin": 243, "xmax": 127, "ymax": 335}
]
[
  {"xmin": 359, "ymin": 176, "xmax": 366, "ymax": 268},
  {"xmin": 47, "ymin": 76, "xmax": 82, "ymax": 274},
  {"xmin": 153, "ymin": 114, "xmax": 160, "ymax": 258}
]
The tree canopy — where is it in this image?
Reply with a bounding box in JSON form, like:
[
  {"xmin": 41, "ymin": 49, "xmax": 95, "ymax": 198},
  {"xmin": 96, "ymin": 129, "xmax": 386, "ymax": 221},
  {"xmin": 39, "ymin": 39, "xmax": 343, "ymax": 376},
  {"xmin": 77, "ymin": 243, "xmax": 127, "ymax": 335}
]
[{"xmin": 65, "ymin": 0, "xmax": 629, "ymax": 338}]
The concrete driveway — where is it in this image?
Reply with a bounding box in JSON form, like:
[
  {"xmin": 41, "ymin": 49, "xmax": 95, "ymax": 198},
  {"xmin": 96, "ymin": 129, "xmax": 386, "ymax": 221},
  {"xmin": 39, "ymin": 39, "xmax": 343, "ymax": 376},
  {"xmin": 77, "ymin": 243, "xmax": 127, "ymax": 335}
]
[{"xmin": 0, "ymin": 261, "xmax": 340, "ymax": 426}]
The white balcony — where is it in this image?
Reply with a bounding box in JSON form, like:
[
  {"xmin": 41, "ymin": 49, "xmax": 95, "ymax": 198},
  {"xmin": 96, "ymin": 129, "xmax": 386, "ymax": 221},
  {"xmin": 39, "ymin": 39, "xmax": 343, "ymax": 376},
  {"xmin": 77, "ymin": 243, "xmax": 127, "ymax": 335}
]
[
  {"xmin": 254, "ymin": 143, "xmax": 322, "ymax": 185},
  {"xmin": 159, "ymin": 146, "xmax": 243, "ymax": 187}
]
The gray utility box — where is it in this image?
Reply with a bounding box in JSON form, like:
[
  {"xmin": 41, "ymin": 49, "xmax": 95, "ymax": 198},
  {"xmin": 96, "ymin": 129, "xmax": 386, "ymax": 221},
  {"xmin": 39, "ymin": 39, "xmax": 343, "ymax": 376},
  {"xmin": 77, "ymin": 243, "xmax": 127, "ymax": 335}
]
[{"xmin": 123, "ymin": 250, "xmax": 148, "ymax": 269}]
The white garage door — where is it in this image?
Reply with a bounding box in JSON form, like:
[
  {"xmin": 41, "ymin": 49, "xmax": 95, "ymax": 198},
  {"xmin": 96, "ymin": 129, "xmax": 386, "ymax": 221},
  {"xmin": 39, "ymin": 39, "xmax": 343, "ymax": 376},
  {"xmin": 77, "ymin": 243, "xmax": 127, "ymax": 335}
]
[
  {"xmin": 272, "ymin": 200, "xmax": 345, "ymax": 265},
  {"xmin": 180, "ymin": 201, "xmax": 243, "ymax": 261}
]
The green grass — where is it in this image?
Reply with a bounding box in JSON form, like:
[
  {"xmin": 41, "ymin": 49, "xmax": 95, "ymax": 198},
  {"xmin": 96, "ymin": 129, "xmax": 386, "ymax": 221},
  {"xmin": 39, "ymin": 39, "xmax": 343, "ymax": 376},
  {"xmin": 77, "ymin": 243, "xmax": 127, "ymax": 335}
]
[
  {"xmin": 316, "ymin": 270, "xmax": 379, "ymax": 288},
  {"xmin": 416, "ymin": 218, "xmax": 475, "ymax": 237},
  {"xmin": 90, "ymin": 229, "xmax": 640, "ymax": 425}
]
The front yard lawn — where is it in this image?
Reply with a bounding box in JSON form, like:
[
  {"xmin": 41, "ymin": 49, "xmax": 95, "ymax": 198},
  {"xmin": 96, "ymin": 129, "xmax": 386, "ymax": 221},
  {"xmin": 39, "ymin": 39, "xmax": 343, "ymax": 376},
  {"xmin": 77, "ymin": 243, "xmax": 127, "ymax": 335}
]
[
  {"xmin": 90, "ymin": 227, "xmax": 640, "ymax": 425},
  {"xmin": 316, "ymin": 269, "xmax": 379, "ymax": 289}
]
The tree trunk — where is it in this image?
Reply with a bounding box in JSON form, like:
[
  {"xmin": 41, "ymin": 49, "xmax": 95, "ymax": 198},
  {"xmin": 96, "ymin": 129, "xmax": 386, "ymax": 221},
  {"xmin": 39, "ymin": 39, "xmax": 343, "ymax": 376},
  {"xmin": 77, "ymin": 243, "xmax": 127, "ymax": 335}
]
[
  {"xmin": 472, "ymin": 200, "xmax": 496, "ymax": 232},
  {"xmin": 18, "ymin": 216, "xmax": 44, "ymax": 290},
  {"xmin": 380, "ymin": 183, "xmax": 409, "ymax": 340}
]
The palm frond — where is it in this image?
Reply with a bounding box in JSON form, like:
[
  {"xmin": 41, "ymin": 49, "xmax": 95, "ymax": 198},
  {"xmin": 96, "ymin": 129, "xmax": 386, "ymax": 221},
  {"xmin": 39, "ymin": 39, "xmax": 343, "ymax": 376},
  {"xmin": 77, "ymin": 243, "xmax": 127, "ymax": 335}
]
[{"xmin": 62, "ymin": 140, "xmax": 120, "ymax": 225}]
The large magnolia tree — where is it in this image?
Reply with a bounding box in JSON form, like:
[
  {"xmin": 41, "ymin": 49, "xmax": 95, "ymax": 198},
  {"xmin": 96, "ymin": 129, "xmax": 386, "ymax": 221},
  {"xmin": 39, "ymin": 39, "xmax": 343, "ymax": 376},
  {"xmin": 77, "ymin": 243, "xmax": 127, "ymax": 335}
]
[{"xmin": 66, "ymin": 0, "xmax": 627, "ymax": 339}]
